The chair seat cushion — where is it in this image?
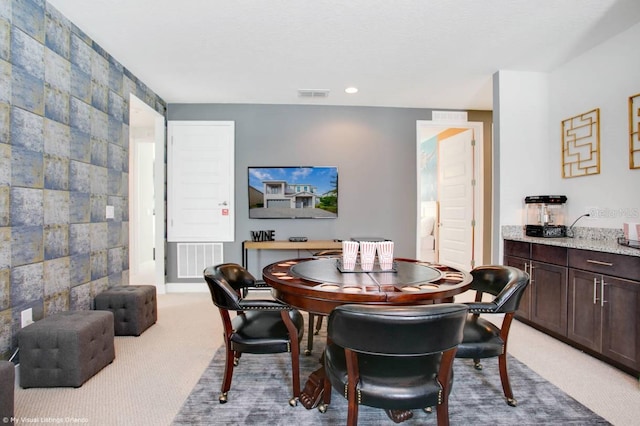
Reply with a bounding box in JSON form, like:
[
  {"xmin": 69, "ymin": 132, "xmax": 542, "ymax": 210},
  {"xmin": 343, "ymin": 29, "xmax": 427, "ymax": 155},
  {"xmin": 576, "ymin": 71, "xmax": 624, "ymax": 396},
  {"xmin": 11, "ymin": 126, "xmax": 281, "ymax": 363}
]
[
  {"xmin": 230, "ymin": 309, "xmax": 304, "ymax": 354},
  {"xmin": 324, "ymin": 343, "xmax": 444, "ymax": 410},
  {"xmin": 456, "ymin": 316, "xmax": 504, "ymax": 359}
]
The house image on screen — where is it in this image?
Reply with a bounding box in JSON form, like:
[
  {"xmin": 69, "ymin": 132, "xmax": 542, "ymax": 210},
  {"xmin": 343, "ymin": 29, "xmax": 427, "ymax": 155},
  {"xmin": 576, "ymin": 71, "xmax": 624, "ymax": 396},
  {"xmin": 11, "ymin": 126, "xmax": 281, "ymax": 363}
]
[{"xmin": 263, "ymin": 181, "xmax": 317, "ymax": 208}]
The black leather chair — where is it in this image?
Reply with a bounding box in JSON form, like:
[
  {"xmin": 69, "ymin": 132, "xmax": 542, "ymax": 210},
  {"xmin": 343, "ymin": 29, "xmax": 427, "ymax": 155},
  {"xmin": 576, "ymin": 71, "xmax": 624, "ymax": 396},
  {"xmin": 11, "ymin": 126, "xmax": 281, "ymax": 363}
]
[
  {"xmin": 455, "ymin": 265, "xmax": 530, "ymax": 407},
  {"xmin": 320, "ymin": 303, "xmax": 469, "ymax": 426},
  {"xmin": 204, "ymin": 263, "xmax": 305, "ymax": 406}
]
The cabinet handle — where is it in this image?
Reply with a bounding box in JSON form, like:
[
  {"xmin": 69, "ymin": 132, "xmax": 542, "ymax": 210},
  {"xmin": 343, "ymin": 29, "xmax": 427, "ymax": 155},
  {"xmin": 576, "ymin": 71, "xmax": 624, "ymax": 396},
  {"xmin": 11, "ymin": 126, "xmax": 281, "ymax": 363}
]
[
  {"xmin": 593, "ymin": 278, "xmax": 598, "ymax": 305},
  {"xmin": 601, "ymin": 278, "xmax": 607, "ymax": 307},
  {"xmin": 529, "ymin": 263, "xmax": 534, "ymax": 285},
  {"xmin": 586, "ymin": 259, "xmax": 613, "ymax": 267}
]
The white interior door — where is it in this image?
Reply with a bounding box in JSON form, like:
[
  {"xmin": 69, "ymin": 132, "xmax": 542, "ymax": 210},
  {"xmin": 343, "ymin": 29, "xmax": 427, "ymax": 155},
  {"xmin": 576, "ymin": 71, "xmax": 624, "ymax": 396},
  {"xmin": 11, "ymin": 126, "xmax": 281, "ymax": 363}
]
[
  {"xmin": 167, "ymin": 121, "xmax": 235, "ymax": 242},
  {"xmin": 437, "ymin": 129, "xmax": 475, "ymax": 271}
]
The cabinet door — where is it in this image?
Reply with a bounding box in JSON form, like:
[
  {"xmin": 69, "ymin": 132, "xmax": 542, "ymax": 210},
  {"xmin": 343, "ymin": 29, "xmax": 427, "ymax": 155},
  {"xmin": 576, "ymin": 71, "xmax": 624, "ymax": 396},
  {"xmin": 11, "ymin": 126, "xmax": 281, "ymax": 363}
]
[
  {"xmin": 505, "ymin": 255, "xmax": 531, "ymax": 320},
  {"xmin": 567, "ymin": 269, "xmax": 602, "ymax": 351},
  {"xmin": 601, "ymin": 276, "xmax": 640, "ymax": 370},
  {"xmin": 530, "ymin": 261, "xmax": 568, "ymax": 336}
]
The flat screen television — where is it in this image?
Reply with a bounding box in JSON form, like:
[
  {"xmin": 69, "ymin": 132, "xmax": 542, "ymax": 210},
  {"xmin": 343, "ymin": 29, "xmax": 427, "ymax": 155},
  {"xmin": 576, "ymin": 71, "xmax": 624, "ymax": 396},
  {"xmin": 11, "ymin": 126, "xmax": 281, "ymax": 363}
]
[{"xmin": 248, "ymin": 166, "xmax": 338, "ymax": 219}]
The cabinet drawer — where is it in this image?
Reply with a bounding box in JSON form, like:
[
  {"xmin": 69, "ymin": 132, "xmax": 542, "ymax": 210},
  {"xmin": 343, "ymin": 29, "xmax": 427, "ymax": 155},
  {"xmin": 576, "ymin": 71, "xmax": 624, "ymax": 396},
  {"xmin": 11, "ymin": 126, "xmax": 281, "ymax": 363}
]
[
  {"xmin": 504, "ymin": 240, "xmax": 530, "ymax": 258},
  {"xmin": 532, "ymin": 243, "xmax": 567, "ymax": 266},
  {"xmin": 568, "ymin": 249, "xmax": 640, "ymax": 281}
]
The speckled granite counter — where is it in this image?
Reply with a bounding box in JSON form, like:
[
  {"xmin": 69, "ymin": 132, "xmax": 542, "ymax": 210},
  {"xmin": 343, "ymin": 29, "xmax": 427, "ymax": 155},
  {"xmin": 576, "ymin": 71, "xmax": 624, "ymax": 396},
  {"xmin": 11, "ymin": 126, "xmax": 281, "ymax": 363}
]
[{"xmin": 502, "ymin": 225, "xmax": 640, "ymax": 257}]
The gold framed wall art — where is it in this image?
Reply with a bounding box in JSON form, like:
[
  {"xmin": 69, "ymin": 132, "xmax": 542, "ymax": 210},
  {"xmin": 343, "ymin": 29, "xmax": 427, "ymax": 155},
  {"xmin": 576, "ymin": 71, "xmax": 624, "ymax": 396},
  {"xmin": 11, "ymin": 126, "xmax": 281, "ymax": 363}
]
[
  {"xmin": 561, "ymin": 108, "xmax": 600, "ymax": 178},
  {"xmin": 629, "ymin": 93, "xmax": 640, "ymax": 169}
]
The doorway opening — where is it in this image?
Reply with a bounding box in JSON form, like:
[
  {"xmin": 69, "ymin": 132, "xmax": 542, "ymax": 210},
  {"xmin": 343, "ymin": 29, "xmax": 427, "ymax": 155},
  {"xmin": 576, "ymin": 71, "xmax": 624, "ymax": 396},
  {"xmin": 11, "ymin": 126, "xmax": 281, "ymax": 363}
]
[
  {"xmin": 129, "ymin": 94, "xmax": 166, "ymax": 293},
  {"xmin": 416, "ymin": 120, "xmax": 484, "ymax": 272}
]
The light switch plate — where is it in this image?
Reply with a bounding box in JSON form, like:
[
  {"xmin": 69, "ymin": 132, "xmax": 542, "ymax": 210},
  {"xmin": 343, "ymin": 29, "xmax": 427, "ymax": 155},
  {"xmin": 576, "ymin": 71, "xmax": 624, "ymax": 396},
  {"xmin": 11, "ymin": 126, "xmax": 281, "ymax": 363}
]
[{"xmin": 106, "ymin": 205, "xmax": 115, "ymax": 219}]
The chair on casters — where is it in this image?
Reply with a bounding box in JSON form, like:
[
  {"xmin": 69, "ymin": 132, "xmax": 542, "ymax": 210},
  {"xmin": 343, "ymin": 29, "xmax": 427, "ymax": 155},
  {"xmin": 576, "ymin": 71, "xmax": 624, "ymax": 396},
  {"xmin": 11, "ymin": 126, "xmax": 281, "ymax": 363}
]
[
  {"xmin": 204, "ymin": 263, "xmax": 305, "ymax": 406},
  {"xmin": 455, "ymin": 265, "xmax": 530, "ymax": 407},
  {"xmin": 305, "ymin": 249, "xmax": 344, "ymax": 355},
  {"xmin": 319, "ymin": 303, "xmax": 468, "ymax": 426}
]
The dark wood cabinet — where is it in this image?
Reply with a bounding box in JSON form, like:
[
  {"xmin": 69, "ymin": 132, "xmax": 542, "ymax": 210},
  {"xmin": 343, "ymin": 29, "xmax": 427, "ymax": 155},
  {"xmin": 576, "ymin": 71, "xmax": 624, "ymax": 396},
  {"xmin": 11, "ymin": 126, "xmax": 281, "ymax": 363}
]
[
  {"xmin": 504, "ymin": 240, "xmax": 567, "ymax": 336},
  {"xmin": 530, "ymin": 260, "xmax": 567, "ymax": 335},
  {"xmin": 505, "ymin": 239, "xmax": 640, "ymax": 376},
  {"xmin": 567, "ymin": 249, "xmax": 640, "ymax": 371}
]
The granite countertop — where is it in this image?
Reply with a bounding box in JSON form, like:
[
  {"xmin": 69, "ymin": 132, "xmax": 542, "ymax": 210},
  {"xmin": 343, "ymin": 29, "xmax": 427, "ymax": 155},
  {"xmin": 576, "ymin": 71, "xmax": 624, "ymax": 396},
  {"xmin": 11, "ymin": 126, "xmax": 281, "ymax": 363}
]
[{"xmin": 501, "ymin": 226, "xmax": 640, "ymax": 257}]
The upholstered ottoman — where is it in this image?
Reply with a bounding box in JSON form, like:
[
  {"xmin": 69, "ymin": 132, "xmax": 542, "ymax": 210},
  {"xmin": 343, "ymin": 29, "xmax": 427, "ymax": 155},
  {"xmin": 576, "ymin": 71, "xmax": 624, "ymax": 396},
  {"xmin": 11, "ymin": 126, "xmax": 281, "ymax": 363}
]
[
  {"xmin": 0, "ymin": 360, "xmax": 14, "ymax": 419},
  {"xmin": 18, "ymin": 311, "xmax": 115, "ymax": 388},
  {"xmin": 94, "ymin": 285, "xmax": 157, "ymax": 336}
]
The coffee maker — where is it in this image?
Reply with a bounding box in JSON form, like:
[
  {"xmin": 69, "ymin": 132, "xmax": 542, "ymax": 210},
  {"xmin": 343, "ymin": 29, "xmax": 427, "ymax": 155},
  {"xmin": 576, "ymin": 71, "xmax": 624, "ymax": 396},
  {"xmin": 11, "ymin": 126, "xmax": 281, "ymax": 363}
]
[{"xmin": 524, "ymin": 195, "xmax": 568, "ymax": 238}]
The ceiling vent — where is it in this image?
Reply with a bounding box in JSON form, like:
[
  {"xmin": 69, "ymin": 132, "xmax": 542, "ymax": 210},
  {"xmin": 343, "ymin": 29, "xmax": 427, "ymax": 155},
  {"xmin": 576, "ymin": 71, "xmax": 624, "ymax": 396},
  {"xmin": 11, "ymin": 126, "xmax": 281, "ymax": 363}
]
[{"xmin": 298, "ymin": 89, "xmax": 330, "ymax": 98}]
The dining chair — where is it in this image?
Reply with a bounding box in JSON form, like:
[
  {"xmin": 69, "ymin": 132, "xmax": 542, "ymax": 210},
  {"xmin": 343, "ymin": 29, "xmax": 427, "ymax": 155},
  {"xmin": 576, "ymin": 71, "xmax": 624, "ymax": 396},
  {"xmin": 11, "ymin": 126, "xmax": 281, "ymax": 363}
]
[
  {"xmin": 203, "ymin": 263, "xmax": 305, "ymax": 406},
  {"xmin": 455, "ymin": 265, "xmax": 530, "ymax": 407},
  {"xmin": 305, "ymin": 249, "xmax": 344, "ymax": 355},
  {"xmin": 320, "ymin": 303, "xmax": 469, "ymax": 426}
]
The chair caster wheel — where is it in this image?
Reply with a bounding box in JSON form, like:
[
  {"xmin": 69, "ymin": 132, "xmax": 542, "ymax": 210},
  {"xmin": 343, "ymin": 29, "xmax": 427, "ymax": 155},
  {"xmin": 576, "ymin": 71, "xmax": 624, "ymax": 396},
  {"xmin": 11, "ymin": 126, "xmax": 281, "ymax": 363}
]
[
  {"xmin": 423, "ymin": 407, "xmax": 433, "ymax": 414},
  {"xmin": 233, "ymin": 357, "xmax": 239, "ymax": 366},
  {"xmin": 507, "ymin": 398, "xmax": 517, "ymax": 407},
  {"xmin": 219, "ymin": 392, "xmax": 228, "ymax": 404},
  {"xmin": 304, "ymin": 349, "xmax": 311, "ymax": 356},
  {"xmin": 289, "ymin": 397, "xmax": 298, "ymax": 407},
  {"xmin": 473, "ymin": 361, "xmax": 483, "ymax": 371},
  {"xmin": 318, "ymin": 403, "xmax": 328, "ymax": 413}
]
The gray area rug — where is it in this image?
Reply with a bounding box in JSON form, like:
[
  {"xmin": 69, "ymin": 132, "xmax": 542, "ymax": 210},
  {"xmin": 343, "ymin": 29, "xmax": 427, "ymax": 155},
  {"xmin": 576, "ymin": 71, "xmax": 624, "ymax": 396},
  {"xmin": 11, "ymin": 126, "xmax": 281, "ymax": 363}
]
[{"xmin": 174, "ymin": 344, "xmax": 610, "ymax": 425}]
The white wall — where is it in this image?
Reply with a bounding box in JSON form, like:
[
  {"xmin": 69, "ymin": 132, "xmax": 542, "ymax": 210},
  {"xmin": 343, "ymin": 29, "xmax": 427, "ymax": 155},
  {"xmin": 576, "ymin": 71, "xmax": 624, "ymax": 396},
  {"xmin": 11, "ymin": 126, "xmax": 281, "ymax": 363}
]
[
  {"xmin": 495, "ymin": 71, "xmax": 551, "ymax": 227},
  {"xmin": 548, "ymin": 22, "xmax": 640, "ymax": 228},
  {"xmin": 496, "ymin": 22, "xmax": 640, "ymax": 241}
]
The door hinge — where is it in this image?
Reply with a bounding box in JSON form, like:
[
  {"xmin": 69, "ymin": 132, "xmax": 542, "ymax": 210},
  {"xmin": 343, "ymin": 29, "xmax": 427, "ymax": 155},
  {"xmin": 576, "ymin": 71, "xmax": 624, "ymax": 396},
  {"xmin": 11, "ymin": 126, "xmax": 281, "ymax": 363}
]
[
  {"xmin": 471, "ymin": 219, "xmax": 476, "ymax": 227},
  {"xmin": 471, "ymin": 179, "xmax": 476, "ymax": 186},
  {"xmin": 471, "ymin": 139, "xmax": 476, "ymax": 146},
  {"xmin": 470, "ymin": 259, "xmax": 475, "ymax": 268}
]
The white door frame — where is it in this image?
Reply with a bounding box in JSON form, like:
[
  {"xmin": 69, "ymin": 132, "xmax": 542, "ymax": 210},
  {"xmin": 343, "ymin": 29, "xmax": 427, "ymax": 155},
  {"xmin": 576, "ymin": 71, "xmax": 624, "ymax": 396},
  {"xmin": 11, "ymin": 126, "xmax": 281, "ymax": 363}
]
[
  {"xmin": 129, "ymin": 94, "xmax": 166, "ymax": 294},
  {"xmin": 416, "ymin": 120, "xmax": 484, "ymax": 270}
]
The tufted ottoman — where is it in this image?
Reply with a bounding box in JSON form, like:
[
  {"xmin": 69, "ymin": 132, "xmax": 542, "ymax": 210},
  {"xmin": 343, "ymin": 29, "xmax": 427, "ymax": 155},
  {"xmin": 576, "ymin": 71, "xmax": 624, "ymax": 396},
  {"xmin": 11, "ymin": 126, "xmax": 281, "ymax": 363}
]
[
  {"xmin": 94, "ymin": 285, "xmax": 157, "ymax": 336},
  {"xmin": 18, "ymin": 311, "xmax": 115, "ymax": 388}
]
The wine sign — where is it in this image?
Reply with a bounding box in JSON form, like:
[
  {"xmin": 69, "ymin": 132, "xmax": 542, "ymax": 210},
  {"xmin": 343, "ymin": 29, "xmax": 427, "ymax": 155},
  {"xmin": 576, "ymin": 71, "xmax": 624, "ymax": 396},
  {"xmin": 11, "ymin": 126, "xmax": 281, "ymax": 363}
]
[{"xmin": 251, "ymin": 230, "xmax": 275, "ymax": 242}]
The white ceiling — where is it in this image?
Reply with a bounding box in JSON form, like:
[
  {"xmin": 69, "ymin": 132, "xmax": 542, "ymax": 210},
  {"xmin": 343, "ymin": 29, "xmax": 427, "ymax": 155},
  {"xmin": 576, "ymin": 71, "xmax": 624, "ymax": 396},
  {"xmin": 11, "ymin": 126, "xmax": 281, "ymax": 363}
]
[{"xmin": 47, "ymin": 0, "xmax": 640, "ymax": 110}]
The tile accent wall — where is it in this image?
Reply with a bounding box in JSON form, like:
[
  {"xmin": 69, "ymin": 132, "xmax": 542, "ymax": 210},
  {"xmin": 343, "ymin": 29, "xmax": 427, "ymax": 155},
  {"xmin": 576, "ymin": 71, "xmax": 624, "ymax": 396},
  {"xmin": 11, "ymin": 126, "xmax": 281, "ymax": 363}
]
[{"xmin": 0, "ymin": 0, "xmax": 166, "ymax": 359}]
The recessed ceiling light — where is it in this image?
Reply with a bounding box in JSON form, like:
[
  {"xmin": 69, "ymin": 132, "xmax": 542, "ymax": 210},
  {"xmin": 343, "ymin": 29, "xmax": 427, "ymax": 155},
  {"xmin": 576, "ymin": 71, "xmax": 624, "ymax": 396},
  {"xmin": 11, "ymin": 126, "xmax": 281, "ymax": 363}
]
[{"xmin": 345, "ymin": 87, "xmax": 358, "ymax": 94}]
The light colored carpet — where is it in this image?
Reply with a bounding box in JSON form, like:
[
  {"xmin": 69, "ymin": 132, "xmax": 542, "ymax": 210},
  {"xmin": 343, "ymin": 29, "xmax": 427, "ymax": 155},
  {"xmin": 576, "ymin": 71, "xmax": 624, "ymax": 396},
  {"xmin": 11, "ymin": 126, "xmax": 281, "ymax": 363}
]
[{"xmin": 12, "ymin": 292, "xmax": 640, "ymax": 425}]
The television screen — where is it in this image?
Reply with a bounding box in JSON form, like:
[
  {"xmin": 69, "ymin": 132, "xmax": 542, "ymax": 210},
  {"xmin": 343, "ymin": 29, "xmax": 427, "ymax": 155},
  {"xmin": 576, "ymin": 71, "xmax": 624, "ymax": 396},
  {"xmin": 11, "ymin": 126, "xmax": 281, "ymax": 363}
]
[{"xmin": 248, "ymin": 166, "xmax": 338, "ymax": 219}]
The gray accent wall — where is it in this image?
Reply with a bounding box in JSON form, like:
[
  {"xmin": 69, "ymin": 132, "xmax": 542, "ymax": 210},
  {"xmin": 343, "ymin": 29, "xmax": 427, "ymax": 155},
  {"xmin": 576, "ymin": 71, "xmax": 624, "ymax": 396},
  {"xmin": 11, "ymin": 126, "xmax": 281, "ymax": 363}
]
[
  {"xmin": 167, "ymin": 104, "xmax": 492, "ymax": 281},
  {"xmin": 0, "ymin": 0, "xmax": 166, "ymax": 359}
]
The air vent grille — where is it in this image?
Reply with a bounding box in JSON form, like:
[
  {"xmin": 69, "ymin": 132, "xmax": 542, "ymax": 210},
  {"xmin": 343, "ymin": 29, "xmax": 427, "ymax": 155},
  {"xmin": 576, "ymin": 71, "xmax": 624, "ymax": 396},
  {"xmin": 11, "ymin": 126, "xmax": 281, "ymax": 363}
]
[
  {"xmin": 432, "ymin": 111, "xmax": 468, "ymax": 122},
  {"xmin": 298, "ymin": 89, "xmax": 330, "ymax": 98}
]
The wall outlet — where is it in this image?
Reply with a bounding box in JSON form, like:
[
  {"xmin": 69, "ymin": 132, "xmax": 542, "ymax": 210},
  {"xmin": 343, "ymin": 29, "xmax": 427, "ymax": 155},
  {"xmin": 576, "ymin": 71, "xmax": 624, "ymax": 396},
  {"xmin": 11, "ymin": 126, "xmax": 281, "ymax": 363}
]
[
  {"xmin": 21, "ymin": 308, "xmax": 33, "ymax": 328},
  {"xmin": 106, "ymin": 205, "xmax": 115, "ymax": 219}
]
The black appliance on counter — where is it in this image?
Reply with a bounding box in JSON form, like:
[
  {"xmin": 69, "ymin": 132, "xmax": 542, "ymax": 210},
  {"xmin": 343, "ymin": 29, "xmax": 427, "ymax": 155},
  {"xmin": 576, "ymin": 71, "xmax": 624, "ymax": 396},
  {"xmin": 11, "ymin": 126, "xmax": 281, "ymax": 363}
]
[{"xmin": 524, "ymin": 195, "xmax": 568, "ymax": 238}]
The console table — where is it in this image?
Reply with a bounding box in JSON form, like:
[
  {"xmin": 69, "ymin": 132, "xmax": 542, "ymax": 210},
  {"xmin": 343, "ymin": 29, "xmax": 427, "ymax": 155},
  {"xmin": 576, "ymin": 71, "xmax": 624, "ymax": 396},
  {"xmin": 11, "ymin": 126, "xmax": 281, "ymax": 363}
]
[{"xmin": 241, "ymin": 240, "xmax": 343, "ymax": 269}]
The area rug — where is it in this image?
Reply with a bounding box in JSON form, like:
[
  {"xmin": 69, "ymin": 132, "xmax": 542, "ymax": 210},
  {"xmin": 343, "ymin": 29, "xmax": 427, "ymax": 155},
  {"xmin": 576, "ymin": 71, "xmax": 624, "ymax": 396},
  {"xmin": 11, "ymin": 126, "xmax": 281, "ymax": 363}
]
[{"xmin": 173, "ymin": 338, "xmax": 610, "ymax": 426}]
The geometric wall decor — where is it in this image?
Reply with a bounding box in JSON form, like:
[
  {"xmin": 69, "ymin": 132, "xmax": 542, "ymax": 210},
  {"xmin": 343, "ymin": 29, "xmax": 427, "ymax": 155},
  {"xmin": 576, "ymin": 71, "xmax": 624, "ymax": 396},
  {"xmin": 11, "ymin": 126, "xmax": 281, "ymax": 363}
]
[
  {"xmin": 561, "ymin": 108, "xmax": 601, "ymax": 178},
  {"xmin": 629, "ymin": 93, "xmax": 640, "ymax": 169}
]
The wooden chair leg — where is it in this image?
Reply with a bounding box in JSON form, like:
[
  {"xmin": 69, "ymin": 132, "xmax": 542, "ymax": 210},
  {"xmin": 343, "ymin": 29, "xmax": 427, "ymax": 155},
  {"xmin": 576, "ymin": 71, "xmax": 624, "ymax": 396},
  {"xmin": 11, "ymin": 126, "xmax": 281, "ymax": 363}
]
[
  {"xmin": 220, "ymin": 343, "xmax": 235, "ymax": 403},
  {"xmin": 314, "ymin": 315, "xmax": 323, "ymax": 335},
  {"xmin": 282, "ymin": 311, "xmax": 301, "ymax": 406},
  {"xmin": 498, "ymin": 352, "xmax": 517, "ymax": 406}
]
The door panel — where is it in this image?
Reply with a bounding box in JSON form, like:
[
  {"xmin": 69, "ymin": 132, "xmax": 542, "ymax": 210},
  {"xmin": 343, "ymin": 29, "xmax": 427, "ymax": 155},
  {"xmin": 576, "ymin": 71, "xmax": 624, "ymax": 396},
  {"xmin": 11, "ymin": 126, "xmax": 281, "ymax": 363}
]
[
  {"xmin": 168, "ymin": 121, "xmax": 235, "ymax": 242},
  {"xmin": 438, "ymin": 129, "xmax": 474, "ymax": 271},
  {"xmin": 530, "ymin": 261, "xmax": 568, "ymax": 336},
  {"xmin": 567, "ymin": 269, "xmax": 601, "ymax": 351},
  {"xmin": 601, "ymin": 276, "xmax": 640, "ymax": 369}
]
